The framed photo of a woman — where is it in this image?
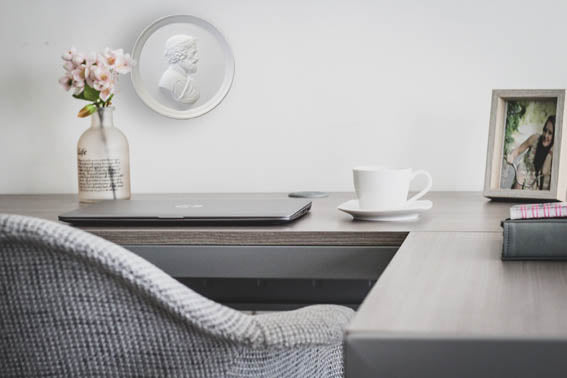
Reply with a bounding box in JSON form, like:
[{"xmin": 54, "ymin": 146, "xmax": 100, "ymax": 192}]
[{"xmin": 484, "ymin": 89, "xmax": 567, "ymax": 201}]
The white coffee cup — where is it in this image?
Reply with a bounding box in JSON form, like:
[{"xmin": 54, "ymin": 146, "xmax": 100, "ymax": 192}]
[{"xmin": 353, "ymin": 166, "xmax": 432, "ymax": 209}]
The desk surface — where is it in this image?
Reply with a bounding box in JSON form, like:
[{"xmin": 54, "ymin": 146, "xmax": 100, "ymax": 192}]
[
  {"xmin": 345, "ymin": 231, "xmax": 567, "ymax": 377},
  {"xmin": 349, "ymin": 231, "xmax": 567, "ymax": 339},
  {"xmin": 4, "ymin": 192, "xmax": 567, "ymax": 377},
  {"xmin": 0, "ymin": 192, "xmax": 511, "ymax": 246}
]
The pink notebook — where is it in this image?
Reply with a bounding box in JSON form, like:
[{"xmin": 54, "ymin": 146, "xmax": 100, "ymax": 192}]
[{"xmin": 510, "ymin": 203, "xmax": 567, "ymax": 220}]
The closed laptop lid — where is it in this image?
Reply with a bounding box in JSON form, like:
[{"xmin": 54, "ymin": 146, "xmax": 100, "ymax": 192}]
[{"xmin": 58, "ymin": 198, "xmax": 312, "ymax": 225}]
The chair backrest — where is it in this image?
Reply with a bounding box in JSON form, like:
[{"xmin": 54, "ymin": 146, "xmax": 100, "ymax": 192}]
[{"xmin": 0, "ymin": 214, "xmax": 262, "ymax": 376}]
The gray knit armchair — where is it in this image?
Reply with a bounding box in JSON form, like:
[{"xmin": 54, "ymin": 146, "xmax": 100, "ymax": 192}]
[{"xmin": 0, "ymin": 214, "xmax": 354, "ymax": 377}]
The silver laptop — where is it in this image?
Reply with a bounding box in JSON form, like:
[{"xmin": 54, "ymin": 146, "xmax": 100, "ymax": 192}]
[{"xmin": 58, "ymin": 198, "xmax": 312, "ymax": 225}]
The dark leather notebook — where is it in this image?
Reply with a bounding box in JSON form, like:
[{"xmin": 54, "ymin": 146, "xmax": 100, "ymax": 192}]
[{"xmin": 502, "ymin": 218, "xmax": 567, "ymax": 260}]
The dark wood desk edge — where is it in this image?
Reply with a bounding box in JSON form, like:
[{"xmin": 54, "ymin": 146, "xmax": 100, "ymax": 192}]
[
  {"xmin": 84, "ymin": 229, "xmax": 409, "ymax": 247},
  {"xmin": 344, "ymin": 329, "xmax": 566, "ymax": 341}
]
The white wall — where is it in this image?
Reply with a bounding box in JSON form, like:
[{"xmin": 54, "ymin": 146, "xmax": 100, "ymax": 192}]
[{"xmin": 2, "ymin": 0, "xmax": 567, "ymax": 194}]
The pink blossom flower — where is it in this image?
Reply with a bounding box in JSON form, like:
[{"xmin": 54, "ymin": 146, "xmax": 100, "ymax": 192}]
[
  {"xmin": 93, "ymin": 80, "xmax": 109, "ymax": 91},
  {"xmin": 114, "ymin": 53, "xmax": 133, "ymax": 74},
  {"xmin": 103, "ymin": 47, "xmax": 125, "ymax": 67},
  {"xmin": 86, "ymin": 52, "xmax": 97, "ymax": 66},
  {"xmin": 59, "ymin": 46, "xmax": 135, "ymax": 106},
  {"xmin": 72, "ymin": 52, "xmax": 85, "ymax": 66},
  {"xmin": 103, "ymin": 47, "xmax": 117, "ymax": 66},
  {"xmin": 59, "ymin": 73, "xmax": 73, "ymax": 91},
  {"xmin": 71, "ymin": 65, "xmax": 86, "ymax": 82},
  {"xmin": 63, "ymin": 61, "xmax": 74, "ymax": 71},
  {"xmin": 96, "ymin": 53, "xmax": 107, "ymax": 67},
  {"xmin": 93, "ymin": 66, "xmax": 111, "ymax": 82},
  {"xmin": 99, "ymin": 86, "xmax": 114, "ymax": 101},
  {"xmin": 61, "ymin": 47, "xmax": 76, "ymax": 61},
  {"xmin": 84, "ymin": 65, "xmax": 92, "ymax": 83},
  {"xmin": 92, "ymin": 66, "xmax": 112, "ymax": 93},
  {"xmin": 72, "ymin": 80, "xmax": 84, "ymax": 95},
  {"xmin": 85, "ymin": 67, "xmax": 98, "ymax": 87}
]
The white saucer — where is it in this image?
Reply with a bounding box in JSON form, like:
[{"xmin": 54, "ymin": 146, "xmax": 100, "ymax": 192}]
[{"xmin": 337, "ymin": 199, "xmax": 433, "ymax": 222}]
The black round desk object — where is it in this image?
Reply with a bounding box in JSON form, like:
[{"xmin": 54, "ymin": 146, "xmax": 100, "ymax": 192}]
[{"xmin": 288, "ymin": 191, "xmax": 329, "ymax": 198}]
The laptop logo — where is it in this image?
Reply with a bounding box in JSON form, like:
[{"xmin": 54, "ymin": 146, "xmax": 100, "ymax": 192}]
[{"xmin": 175, "ymin": 204, "xmax": 204, "ymax": 209}]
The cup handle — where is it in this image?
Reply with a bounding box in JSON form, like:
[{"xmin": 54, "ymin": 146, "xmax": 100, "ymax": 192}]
[{"xmin": 407, "ymin": 170, "xmax": 432, "ymax": 203}]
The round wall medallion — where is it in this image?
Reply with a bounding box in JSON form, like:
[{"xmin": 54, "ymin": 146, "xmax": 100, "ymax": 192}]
[{"xmin": 131, "ymin": 15, "xmax": 235, "ymax": 119}]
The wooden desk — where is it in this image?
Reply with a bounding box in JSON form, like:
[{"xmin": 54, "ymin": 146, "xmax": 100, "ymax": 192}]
[
  {"xmin": 4, "ymin": 192, "xmax": 566, "ymax": 377},
  {"xmin": 0, "ymin": 192, "xmax": 510, "ymax": 245},
  {"xmin": 346, "ymin": 232, "xmax": 567, "ymax": 377}
]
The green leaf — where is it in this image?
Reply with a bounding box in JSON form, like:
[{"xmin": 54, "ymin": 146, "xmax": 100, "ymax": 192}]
[
  {"xmin": 83, "ymin": 84, "xmax": 100, "ymax": 102},
  {"xmin": 72, "ymin": 91, "xmax": 86, "ymax": 100}
]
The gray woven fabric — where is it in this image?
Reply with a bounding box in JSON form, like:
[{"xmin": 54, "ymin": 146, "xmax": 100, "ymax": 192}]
[{"xmin": 0, "ymin": 214, "xmax": 353, "ymax": 377}]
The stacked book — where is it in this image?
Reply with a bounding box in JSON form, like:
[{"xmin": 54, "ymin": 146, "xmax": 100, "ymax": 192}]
[{"xmin": 502, "ymin": 203, "xmax": 567, "ymax": 260}]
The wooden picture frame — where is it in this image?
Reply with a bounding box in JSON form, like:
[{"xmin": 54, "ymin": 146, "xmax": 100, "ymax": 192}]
[{"xmin": 484, "ymin": 89, "xmax": 567, "ymax": 201}]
